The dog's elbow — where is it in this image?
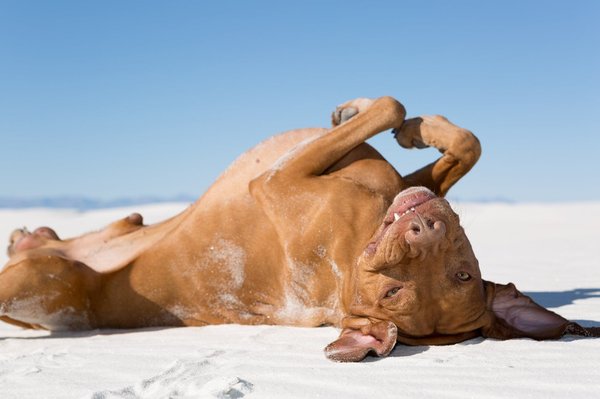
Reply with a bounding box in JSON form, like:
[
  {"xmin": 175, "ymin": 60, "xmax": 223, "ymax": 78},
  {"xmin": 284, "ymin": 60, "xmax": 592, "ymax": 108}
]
[{"xmin": 453, "ymin": 128, "xmax": 482, "ymax": 168}]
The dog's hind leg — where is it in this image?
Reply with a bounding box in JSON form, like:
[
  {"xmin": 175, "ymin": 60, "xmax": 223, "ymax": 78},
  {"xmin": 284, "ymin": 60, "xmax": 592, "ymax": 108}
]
[
  {"xmin": 395, "ymin": 115, "xmax": 481, "ymax": 197},
  {"xmin": 0, "ymin": 255, "xmax": 100, "ymax": 330}
]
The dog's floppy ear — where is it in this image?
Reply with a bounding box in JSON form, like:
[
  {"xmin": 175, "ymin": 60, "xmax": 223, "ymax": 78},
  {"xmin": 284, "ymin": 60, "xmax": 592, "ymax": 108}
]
[
  {"xmin": 324, "ymin": 317, "xmax": 397, "ymax": 362},
  {"xmin": 481, "ymin": 280, "xmax": 569, "ymax": 340}
]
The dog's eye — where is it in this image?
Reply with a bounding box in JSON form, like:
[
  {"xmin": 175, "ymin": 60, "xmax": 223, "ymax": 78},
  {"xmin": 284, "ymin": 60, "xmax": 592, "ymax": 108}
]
[
  {"xmin": 385, "ymin": 287, "xmax": 401, "ymax": 298},
  {"xmin": 456, "ymin": 271, "xmax": 471, "ymax": 281}
]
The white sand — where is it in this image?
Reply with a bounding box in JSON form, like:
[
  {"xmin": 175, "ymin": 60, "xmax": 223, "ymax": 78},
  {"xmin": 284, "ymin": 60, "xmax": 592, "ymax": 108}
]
[{"xmin": 1, "ymin": 202, "xmax": 599, "ymax": 398}]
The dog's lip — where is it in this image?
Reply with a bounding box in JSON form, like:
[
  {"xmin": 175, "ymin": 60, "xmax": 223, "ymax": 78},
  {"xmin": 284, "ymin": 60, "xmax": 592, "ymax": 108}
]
[
  {"xmin": 383, "ymin": 187, "xmax": 437, "ymax": 224},
  {"xmin": 366, "ymin": 188, "xmax": 437, "ymax": 255}
]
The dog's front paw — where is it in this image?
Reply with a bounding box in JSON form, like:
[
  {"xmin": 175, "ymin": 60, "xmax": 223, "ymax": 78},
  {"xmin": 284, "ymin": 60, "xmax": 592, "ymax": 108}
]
[
  {"xmin": 392, "ymin": 117, "xmax": 430, "ymax": 149},
  {"xmin": 331, "ymin": 98, "xmax": 375, "ymax": 127}
]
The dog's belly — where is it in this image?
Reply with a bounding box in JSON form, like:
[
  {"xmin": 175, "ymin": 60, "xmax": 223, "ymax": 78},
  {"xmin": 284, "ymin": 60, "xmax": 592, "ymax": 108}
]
[
  {"xmin": 111, "ymin": 246, "xmax": 345, "ymax": 328},
  {"xmin": 99, "ymin": 198, "xmax": 345, "ymax": 328}
]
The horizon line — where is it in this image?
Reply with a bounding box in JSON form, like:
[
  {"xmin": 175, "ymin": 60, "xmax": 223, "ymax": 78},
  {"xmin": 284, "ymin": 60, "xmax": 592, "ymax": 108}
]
[{"xmin": 2, "ymin": 195, "xmax": 600, "ymax": 211}]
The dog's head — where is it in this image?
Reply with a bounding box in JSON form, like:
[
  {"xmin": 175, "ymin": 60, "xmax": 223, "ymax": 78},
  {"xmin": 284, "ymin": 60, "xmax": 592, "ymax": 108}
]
[{"xmin": 325, "ymin": 187, "xmax": 569, "ymax": 362}]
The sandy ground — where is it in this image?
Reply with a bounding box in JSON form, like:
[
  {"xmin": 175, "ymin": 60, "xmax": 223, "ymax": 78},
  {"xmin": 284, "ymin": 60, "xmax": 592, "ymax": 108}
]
[{"xmin": 1, "ymin": 202, "xmax": 599, "ymax": 398}]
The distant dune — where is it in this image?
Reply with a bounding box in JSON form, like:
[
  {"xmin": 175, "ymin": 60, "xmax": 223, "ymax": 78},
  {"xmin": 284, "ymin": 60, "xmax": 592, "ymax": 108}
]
[{"xmin": 0, "ymin": 195, "xmax": 196, "ymax": 211}]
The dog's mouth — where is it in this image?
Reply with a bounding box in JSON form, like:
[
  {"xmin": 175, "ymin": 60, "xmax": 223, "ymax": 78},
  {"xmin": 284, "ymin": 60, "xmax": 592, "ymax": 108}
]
[
  {"xmin": 382, "ymin": 187, "xmax": 437, "ymax": 224},
  {"xmin": 366, "ymin": 187, "xmax": 437, "ymax": 254}
]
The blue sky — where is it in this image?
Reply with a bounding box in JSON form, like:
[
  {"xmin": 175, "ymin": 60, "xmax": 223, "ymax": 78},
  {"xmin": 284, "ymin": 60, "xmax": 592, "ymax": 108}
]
[{"xmin": 1, "ymin": 1, "xmax": 598, "ymax": 202}]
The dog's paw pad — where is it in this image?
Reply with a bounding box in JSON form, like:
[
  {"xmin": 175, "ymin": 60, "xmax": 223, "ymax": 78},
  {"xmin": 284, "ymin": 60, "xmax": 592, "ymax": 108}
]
[
  {"xmin": 393, "ymin": 128, "xmax": 429, "ymax": 149},
  {"xmin": 333, "ymin": 106, "xmax": 358, "ymax": 126},
  {"xmin": 331, "ymin": 97, "xmax": 375, "ymax": 126},
  {"xmin": 392, "ymin": 117, "xmax": 431, "ymax": 150}
]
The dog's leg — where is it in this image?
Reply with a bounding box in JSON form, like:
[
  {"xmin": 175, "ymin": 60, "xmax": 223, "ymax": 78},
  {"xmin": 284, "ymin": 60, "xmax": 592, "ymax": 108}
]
[
  {"xmin": 395, "ymin": 116, "xmax": 481, "ymax": 196},
  {"xmin": 261, "ymin": 96, "xmax": 406, "ymax": 179},
  {"xmin": 0, "ymin": 256, "xmax": 100, "ymax": 330},
  {"xmin": 250, "ymin": 96, "xmax": 405, "ymax": 237}
]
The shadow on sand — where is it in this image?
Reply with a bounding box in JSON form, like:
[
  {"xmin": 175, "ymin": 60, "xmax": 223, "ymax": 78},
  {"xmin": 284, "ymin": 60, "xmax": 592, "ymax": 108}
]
[
  {"xmin": 525, "ymin": 288, "xmax": 600, "ymax": 327},
  {"xmin": 524, "ymin": 288, "xmax": 600, "ymax": 308}
]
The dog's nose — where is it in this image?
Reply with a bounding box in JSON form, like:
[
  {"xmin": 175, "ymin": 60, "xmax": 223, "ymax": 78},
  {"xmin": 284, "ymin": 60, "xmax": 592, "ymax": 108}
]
[{"xmin": 405, "ymin": 219, "xmax": 446, "ymax": 258}]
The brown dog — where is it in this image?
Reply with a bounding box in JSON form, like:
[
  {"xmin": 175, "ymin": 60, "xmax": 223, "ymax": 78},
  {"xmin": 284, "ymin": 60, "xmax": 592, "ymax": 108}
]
[{"xmin": 1, "ymin": 96, "xmax": 596, "ymax": 361}]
